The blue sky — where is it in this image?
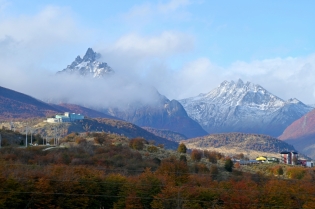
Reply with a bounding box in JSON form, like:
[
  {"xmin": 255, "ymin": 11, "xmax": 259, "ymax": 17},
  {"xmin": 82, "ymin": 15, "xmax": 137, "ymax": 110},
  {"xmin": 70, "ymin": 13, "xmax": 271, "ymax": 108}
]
[{"xmin": 1, "ymin": 0, "xmax": 315, "ymax": 104}]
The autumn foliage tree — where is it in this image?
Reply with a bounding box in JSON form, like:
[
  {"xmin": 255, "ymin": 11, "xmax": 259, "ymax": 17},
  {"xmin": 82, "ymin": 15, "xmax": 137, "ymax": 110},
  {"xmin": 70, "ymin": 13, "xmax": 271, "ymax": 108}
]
[
  {"xmin": 129, "ymin": 137, "xmax": 146, "ymax": 150},
  {"xmin": 2, "ymin": 133, "xmax": 315, "ymax": 208},
  {"xmin": 156, "ymin": 157, "xmax": 189, "ymax": 186},
  {"xmin": 191, "ymin": 149, "xmax": 202, "ymax": 162}
]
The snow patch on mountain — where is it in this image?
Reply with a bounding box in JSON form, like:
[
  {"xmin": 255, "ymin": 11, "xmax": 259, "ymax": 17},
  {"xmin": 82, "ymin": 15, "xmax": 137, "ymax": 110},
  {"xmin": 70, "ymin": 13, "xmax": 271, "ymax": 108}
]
[
  {"xmin": 57, "ymin": 48, "xmax": 114, "ymax": 78},
  {"xmin": 179, "ymin": 79, "xmax": 313, "ymax": 137}
]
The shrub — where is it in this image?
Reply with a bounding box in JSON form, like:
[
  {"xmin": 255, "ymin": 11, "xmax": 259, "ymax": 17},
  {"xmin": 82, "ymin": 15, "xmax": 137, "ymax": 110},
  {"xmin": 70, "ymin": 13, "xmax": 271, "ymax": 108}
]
[
  {"xmin": 147, "ymin": 145, "xmax": 158, "ymax": 153},
  {"xmin": 204, "ymin": 150, "xmax": 224, "ymax": 163},
  {"xmin": 195, "ymin": 163, "xmax": 210, "ymax": 174},
  {"xmin": 191, "ymin": 149, "xmax": 202, "ymax": 162},
  {"xmin": 234, "ymin": 162, "xmax": 240, "ymax": 169},
  {"xmin": 204, "ymin": 150, "xmax": 218, "ymax": 163},
  {"xmin": 287, "ymin": 167, "xmax": 306, "ymax": 179},
  {"xmin": 179, "ymin": 155, "xmax": 187, "ymax": 163},
  {"xmin": 129, "ymin": 138, "xmax": 146, "ymax": 150},
  {"xmin": 210, "ymin": 165, "xmax": 219, "ymax": 178},
  {"xmin": 157, "ymin": 144, "xmax": 164, "ymax": 149},
  {"xmin": 75, "ymin": 137, "xmax": 86, "ymax": 144},
  {"xmin": 271, "ymin": 166, "xmax": 284, "ymax": 176}
]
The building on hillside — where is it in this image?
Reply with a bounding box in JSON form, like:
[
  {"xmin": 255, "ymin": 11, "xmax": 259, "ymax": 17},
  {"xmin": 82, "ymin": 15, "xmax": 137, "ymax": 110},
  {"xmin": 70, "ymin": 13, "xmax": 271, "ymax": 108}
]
[
  {"xmin": 256, "ymin": 156, "xmax": 267, "ymax": 162},
  {"xmin": 299, "ymin": 160, "xmax": 314, "ymax": 167},
  {"xmin": 266, "ymin": 157, "xmax": 279, "ymax": 163},
  {"xmin": 46, "ymin": 112, "xmax": 84, "ymax": 123},
  {"xmin": 306, "ymin": 161, "xmax": 314, "ymax": 167},
  {"xmin": 280, "ymin": 151, "xmax": 298, "ymax": 165}
]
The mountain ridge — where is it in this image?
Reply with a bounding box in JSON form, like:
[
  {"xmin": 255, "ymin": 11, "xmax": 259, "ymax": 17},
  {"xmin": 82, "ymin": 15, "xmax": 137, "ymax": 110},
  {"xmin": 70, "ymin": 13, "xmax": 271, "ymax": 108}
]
[
  {"xmin": 0, "ymin": 85, "xmax": 60, "ymax": 120},
  {"xmin": 182, "ymin": 132, "xmax": 298, "ymax": 159},
  {"xmin": 279, "ymin": 108, "xmax": 315, "ymax": 159},
  {"xmin": 179, "ymin": 79, "xmax": 313, "ymax": 137}
]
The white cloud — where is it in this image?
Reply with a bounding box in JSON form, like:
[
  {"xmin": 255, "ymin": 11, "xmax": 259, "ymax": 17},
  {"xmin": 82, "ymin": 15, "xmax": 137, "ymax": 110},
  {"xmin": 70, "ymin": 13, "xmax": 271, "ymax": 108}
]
[
  {"xmin": 96, "ymin": 31, "xmax": 194, "ymax": 81},
  {"xmin": 0, "ymin": 5, "xmax": 89, "ymax": 69},
  {"xmin": 158, "ymin": 54, "xmax": 315, "ymax": 104},
  {"xmin": 0, "ymin": 6, "xmax": 81, "ymax": 44},
  {"xmin": 155, "ymin": 58, "xmax": 224, "ymax": 99},
  {"xmin": 225, "ymin": 55, "xmax": 315, "ymax": 103},
  {"xmin": 108, "ymin": 31, "xmax": 194, "ymax": 58}
]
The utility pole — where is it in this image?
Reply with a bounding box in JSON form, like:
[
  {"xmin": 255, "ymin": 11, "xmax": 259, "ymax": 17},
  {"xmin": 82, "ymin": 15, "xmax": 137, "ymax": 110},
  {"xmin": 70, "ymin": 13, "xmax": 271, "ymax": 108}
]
[
  {"xmin": 10, "ymin": 121, "xmax": 15, "ymax": 132},
  {"xmin": 25, "ymin": 126, "xmax": 28, "ymax": 148},
  {"xmin": 30, "ymin": 128, "xmax": 33, "ymax": 145},
  {"xmin": 53, "ymin": 127, "xmax": 57, "ymax": 146}
]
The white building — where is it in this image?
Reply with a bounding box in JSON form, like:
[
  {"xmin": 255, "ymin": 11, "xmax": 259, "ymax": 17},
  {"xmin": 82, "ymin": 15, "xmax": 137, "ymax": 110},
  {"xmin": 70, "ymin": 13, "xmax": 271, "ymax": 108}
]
[
  {"xmin": 46, "ymin": 112, "xmax": 84, "ymax": 123},
  {"xmin": 306, "ymin": 161, "xmax": 314, "ymax": 167}
]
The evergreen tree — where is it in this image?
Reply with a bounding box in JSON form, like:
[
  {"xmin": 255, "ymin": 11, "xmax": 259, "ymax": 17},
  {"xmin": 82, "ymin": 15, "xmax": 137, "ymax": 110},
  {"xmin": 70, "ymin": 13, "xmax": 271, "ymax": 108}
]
[
  {"xmin": 177, "ymin": 143, "xmax": 187, "ymax": 153},
  {"xmin": 224, "ymin": 158, "xmax": 234, "ymax": 172}
]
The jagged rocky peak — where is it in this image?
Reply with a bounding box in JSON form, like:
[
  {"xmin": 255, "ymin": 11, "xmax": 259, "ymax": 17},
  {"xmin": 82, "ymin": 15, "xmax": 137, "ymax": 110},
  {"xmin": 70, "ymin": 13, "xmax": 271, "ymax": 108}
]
[
  {"xmin": 82, "ymin": 48, "xmax": 100, "ymax": 62},
  {"xmin": 57, "ymin": 48, "xmax": 114, "ymax": 78},
  {"xmin": 287, "ymin": 98, "xmax": 301, "ymax": 104},
  {"xmin": 236, "ymin": 78, "xmax": 244, "ymax": 87},
  {"xmin": 216, "ymin": 79, "xmax": 268, "ymax": 95}
]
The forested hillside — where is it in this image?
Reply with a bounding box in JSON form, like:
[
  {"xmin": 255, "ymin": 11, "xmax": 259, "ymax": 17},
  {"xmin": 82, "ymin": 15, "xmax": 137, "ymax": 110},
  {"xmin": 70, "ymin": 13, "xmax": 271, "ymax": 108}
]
[
  {"xmin": 0, "ymin": 132, "xmax": 314, "ymax": 208},
  {"xmin": 183, "ymin": 133, "xmax": 297, "ymax": 159}
]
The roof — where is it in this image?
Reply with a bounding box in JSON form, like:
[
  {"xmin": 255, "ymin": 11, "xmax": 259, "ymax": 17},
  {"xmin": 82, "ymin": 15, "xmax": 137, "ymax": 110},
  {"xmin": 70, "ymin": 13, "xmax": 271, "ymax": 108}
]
[{"xmin": 256, "ymin": 156, "xmax": 267, "ymax": 161}]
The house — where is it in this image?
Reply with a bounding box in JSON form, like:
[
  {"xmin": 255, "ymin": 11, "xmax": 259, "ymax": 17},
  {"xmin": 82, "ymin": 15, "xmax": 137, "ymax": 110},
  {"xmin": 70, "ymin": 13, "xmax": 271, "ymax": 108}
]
[
  {"xmin": 256, "ymin": 156, "xmax": 267, "ymax": 162},
  {"xmin": 306, "ymin": 161, "xmax": 314, "ymax": 167},
  {"xmin": 280, "ymin": 151, "xmax": 298, "ymax": 165},
  {"xmin": 46, "ymin": 112, "xmax": 84, "ymax": 123},
  {"xmin": 266, "ymin": 157, "xmax": 279, "ymax": 163}
]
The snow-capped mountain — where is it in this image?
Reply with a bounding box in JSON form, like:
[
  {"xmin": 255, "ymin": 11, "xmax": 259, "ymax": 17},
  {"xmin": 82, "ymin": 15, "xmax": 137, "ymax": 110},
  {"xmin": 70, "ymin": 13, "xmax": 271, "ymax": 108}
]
[
  {"xmin": 57, "ymin": 48, "xmax": 114, "ymax": 78},
  {"xmin": 179, "ymin": 79, "xmax": 313, "ymax": 137}
]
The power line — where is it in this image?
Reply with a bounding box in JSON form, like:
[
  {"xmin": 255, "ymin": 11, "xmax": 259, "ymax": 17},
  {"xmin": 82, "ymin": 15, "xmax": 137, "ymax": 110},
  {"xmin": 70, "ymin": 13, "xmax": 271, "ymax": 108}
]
[
  {"xmin": 0, "ymin": 190, "xmax": 293, "ymax": 208},
  {"xmin": 0, "ymin": 173, "xmax": 314, "ymax": 198}
]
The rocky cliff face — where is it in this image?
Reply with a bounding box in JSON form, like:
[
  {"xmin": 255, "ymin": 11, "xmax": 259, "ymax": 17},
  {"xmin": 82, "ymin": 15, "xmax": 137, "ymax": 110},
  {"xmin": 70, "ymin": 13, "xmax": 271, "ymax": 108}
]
[
  {"xmin": 179, "ymin": 79, "xmax": 313, "ymax": 137},
  {"xmin": 57, "ymin": 48, "xmax": 114, "ymax": 78},
  {"xmin": 103, "ymin": 92, "xmax": 208, "ymax": 139}
]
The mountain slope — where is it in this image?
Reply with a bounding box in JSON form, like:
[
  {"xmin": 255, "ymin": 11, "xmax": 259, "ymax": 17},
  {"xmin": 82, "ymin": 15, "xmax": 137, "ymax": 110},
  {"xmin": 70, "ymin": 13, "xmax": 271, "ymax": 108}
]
[
  {"xmin": 104, "ymin": 93, "xmax": 208, "ymax": 138},
  {"xmin": 179, "ymin": 79, "xmax": 313, "ymax": 137},
  {"xmin": 0, "ymin": 85, "xmax": 120, "ymax": 121},
  {"xmin": 279, "ymin": 109, "xmax": 315, "ymax": 159},
  {"xmin": 142, "ymin": 127, "xmax": 188, "ymax": 142},
  {"xmin": 57, "ymin": 48, "xmax": 114, "ymax": 78},
  {"xmin": 182, "ymin": 132, "xmax": 297, "ymax": 159},
  {"xmin": 0, "ymin": 86, "xmax": 60, "ymax": 120},
  {"xmin": 35, "ymin": 118, "xmax": 178, "ymax": 149}
]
